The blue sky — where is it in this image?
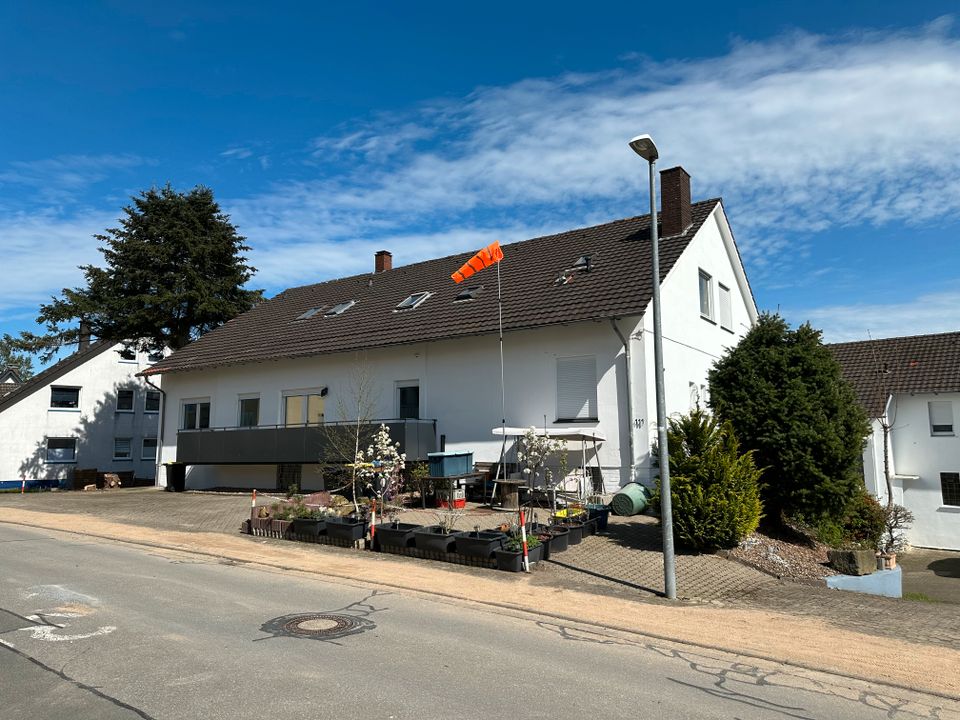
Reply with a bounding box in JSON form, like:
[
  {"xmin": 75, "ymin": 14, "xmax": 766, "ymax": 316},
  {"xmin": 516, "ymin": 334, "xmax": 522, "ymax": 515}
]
[{"xmin": 2, "ymin": 1, "xmax": 960, "ymax": 366}]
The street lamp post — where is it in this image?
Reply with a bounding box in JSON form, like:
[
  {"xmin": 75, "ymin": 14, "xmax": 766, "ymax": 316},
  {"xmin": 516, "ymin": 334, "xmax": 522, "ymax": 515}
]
[{"xmin": 628, "ymin": 134, "xmax": 677, "ymax": 601}]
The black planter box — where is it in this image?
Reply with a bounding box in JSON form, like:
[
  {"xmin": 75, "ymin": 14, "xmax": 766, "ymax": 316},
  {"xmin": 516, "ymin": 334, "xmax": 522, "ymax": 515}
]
[
  {"xmin": 373, "ymin": 522, "xmax": 421, "ymax": 550},
  {"xmin": 291, "ymin": 518, "xmax": 327, "ymax": 539},
  {"xmin": 582, "ymin": 517, "xmax": 598, "ymax": 536},
  {"xmin": 325, "ymin": 516, "xmax": 369, "ymax": 543},
  {"xmin": 454, "ymin": 531, "xmax": 506, "ymax": 558},
  {"xmin": 495, "ymin": 544, "xmax": 544, "ymax": 572},
  {"xmin": 587, "ymin": 505, "xmax": 610, "ymax": 532},
  {"xmin": 565, "ymin": 522, "xmax": 585, "ymax": 545},
  {"xmin": 547, "ymin": 526, "xmax": 570, "ymax": 553},
  {"xmin": 413, "ymin": 525, "xmax": 458, "ymax": 554}
]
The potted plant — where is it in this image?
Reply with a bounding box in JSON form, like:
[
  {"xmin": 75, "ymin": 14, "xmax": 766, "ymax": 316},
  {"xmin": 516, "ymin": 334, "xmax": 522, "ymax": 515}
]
[
  {"xmin": 270, "ymin": 503, "xmax": 294, "ymax": 539},
  {"xmin": 878, "ymin": 503, "xmax": 914, "ymax": 570},
  {"xmin": 413, "ymin": 509, "xmax": 464, "ymax": 553},
  {"xmin": 552, "ymin": 507, "xmax": 585, "ymax": 545},
  {"xmin": 454, "ymin": 523, "xmax": 507, "ymax": 558},
  {"xmin": 291, "ymin": 505, "xmax": 330, "ymax": 540},
  {"xmin": 495, "ymin": 534, "xmax": 543, "ymax": 572},
  {"xmin": 325, "ymin": 505, "xmax": 369, "ymax": 543},
  {"xmin": 374, "ymin": 513, "xmax": 421, "ymax": 551},
  {"xmin": 586, "ymin": 502, "xmax": 610, "ymax": 532},
  {"xmin": 544, "ymin": 524, "xmax": 570, "ymax": 553}
]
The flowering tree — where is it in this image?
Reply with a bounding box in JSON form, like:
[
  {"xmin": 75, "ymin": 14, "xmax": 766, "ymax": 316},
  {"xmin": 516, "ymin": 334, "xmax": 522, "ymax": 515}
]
[
  {"xmin": 355, "ymin": 424, "xmax": 406, "ymax": 517},
  {"xmin": 516, "ymin": 427, "xmax": 568, "ymax": 513}
]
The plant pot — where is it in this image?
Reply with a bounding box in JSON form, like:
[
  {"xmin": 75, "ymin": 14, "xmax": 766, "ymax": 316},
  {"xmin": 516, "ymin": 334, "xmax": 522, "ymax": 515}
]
[
  {"xmin": 495, "ymin": 544, "xmax": 544, "ymax": 572},
  {"xmin": 581, "ymin": 517, "xmax": 598, "ymax": 536},
  {"xmin": 587, "ymin": 504, "xmax": 610, "ymax": 532},
  {"xmin": 374, "ymin": 522, "xmax": 421, "ymax": 550},
  {"xmin": 877, "ymin": 552, "xmax": 897, "ymax": 570},
  {"xmin": 564, "ymin": 522, "xmax": 585, "ymax": 545},
  {"xmin": 325, "ymin": 516, "xmax": 369, "ymax": 542},
  {"xmin": 536, "ymin": 533, "xmax": 553, "ymax": 560},
  {"xmin": 454, "ymin": 531, "xmax": 506, "ymax": 558},
  {"xmin": 547, "ymin": 526, "xmax": 570, "ymax": 553},
  {"xmin": 291, "ymin": 517, "xmax": 327, "ymax": 539},
  {"xmin": 413, "ymin": 525, "xmax": 458, "ymax": 553}
]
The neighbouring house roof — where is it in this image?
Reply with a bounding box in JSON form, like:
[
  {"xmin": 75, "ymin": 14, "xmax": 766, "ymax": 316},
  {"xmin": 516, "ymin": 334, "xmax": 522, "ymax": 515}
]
[
  {"xmin": 144, "ymin": 199, "xmax": 723, "ymax": 376},
  {"xmin": 829, "ymin": 331, "xmax": 960, "ymax": 418},
  {"xmin": 0, "ymin": 341, "xmax": 114, "ymax": 413}
]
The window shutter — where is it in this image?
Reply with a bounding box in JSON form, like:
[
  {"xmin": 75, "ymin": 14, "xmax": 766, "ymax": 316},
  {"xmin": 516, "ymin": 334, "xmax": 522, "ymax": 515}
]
[
  {"xmin": 719, "ymin": 285, "xmax": 732, "ymax": 330},
  {"xmin": 557, "ymin": 356, "xmax": 598, "ymax": 421},
  {"xmin": 929, "ymin": 401, "xmax": 954, "ymax": 434}
]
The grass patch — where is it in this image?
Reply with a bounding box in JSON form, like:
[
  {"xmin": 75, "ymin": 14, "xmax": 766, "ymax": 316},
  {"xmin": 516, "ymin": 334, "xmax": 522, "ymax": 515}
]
[{"xmin": 903, "ymin": 591, "xmax": 940, "ymax": 603}]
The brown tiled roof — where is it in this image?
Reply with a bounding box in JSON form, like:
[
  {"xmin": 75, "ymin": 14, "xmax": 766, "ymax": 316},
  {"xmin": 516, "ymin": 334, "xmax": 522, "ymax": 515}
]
[
  {"xmin": 828, "ymin": 331, "xmax": 960, "ymax": 417},
  {"xmin": 0, "ymin": 341, "xmax": 113, "ymax": 413},
  {"xmin": 144, "ymin": 200, "xmax": 722, "ymax": 376}
]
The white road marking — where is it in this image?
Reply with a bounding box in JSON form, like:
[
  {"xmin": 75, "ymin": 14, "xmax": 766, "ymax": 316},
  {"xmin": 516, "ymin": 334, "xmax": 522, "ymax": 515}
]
[
  {"xmin": 19, "ymin": 625, "xmax": 116, "ymax": 642},
  {"xmin": 0, "ymin": 639, "xmax": 15, "ymax": 648}
]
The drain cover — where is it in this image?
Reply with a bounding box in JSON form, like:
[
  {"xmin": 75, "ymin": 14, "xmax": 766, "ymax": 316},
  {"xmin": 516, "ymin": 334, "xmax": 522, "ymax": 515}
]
[{"xmin": 260, "ymin": 613, "xmax": 375, "ymax": 641}]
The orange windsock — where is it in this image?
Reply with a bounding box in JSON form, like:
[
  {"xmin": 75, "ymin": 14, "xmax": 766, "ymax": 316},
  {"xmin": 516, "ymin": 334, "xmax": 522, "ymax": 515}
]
[{"xmin": 452, "ymin": 241, "xmax": 504, "ymax": 283}]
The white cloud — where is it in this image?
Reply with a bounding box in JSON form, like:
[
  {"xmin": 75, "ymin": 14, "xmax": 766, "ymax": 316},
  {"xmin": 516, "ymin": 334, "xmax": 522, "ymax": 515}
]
[
  {"xmin": 0, "ymin": 154, "xmax": 146, "ymax": 200},
  {"xmin": 799, "ymin": 289, "xmax": 960, "ymax": 343}
]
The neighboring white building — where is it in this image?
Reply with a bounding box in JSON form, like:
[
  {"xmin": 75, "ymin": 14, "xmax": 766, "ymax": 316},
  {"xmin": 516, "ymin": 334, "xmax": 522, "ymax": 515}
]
[
  {"xmin": 0, "ymin": 340, "xmax": 163, "ymax": 489},
  {"xmin": 0, "ymin": 367, "xmax": 23, "ymax": 397},
  {"xmin": 144, "ymin": 167, "xmax": 758, "ymax": 493},
  {"xmin": 831, "ymin": 332, "xmax": 960, "ymax": 550}
]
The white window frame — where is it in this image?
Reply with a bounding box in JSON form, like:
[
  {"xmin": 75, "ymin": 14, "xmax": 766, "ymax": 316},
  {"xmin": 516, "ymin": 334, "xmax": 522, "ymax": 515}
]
[
  {"xmin": 50, "ymin": 386, "xmax": 81, "ymax": 411},
  {"xmin": 45, "ymin": 437, "xmax": 78, "ymax": 464},
  {"xmin": 698, "ymin": 269, "xmax": 714, "ymax": 321},
  {"xmin": 116, "ymin": 389, "xmax": 135, "ymax": 413},
  {"xmin": 145, "ymin": 391, "xmax": 161, "ymax": 413},
  {"xmin": 325, "ymin": 300, "xmax": 356, "ymax": 316},
  {"xmin": 281, "ymin": 388, "xmax": 326, "ymax": 426},
  {"xmin": 718, "ymin": 283, "xmax": 732, "ymax": 331},
  {"xmin": 238, "ymin": 394, "xmax": 261, "ymax": 428},
  {"xmin": 113, "ymin": 437, "xmax": 133, "ymax": 461},
  {"xmin": 929, "ymin": 400, "xmax": 955, "ymax": 436},
  {"xmin": 556, "ymin": 356, "xmax": 599, "ymax": 422},
  {"xmin": 181, "ymin": 398, "xmax": 211, "ymax": 430},
  {"xmin": 142, "ymin": 437, "xmax": 158, "ymax": 461},
  {"xmin": 394, "ymin": 291, "xmax": 432, "ymax": 311},
  {"xmin": 117, "ymin": 347, "xmax": 138, "ymax": 363}
]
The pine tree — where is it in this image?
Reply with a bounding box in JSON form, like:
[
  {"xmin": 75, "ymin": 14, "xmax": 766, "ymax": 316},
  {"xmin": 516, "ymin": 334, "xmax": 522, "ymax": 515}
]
[
  {"xmin": 708, "ymin": 313, "xmax": 869, "ymax": 525},
  {"xmin": 14, "ymin": 185, "xmax": 262, "ymax": 360},
  {"xmin": 0, "ymin": 335, "xmax": 34, "ymax": 379}
]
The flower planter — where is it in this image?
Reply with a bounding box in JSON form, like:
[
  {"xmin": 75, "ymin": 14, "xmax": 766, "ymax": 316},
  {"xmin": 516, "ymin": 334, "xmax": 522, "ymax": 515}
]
[
  {"xmin": 250, "ymin": 516, "xmax": 272, "ymax": 536},
  {"xmin": 291, "ymin": 517, "xmax": 327, "ymax": 540},
  {"xmin": 454, "ymin": 530, "xmax": 506, "ymax": 558},
  {"xmin": 547, "ymin": 526, "xmax": 570, "ymax": 553},
  {"xmin": 564, "ymin": 522, "xmax": 585, "ymax": 545},
  {"xmin": 373, "ymin": 522, "xmax": 421, "ymax": 550},
  {"xmin": 581, "ymin": 517, "xmax": 598, "ymax": 536},
  {"xmin": 536, "ymin": 533, "xmax": 554, "ymax": 560},
  {"xmin": 587, "ymin": 504, "xmax": 610, "ymax": 532},
  {"xmin": 413, "ymin": 525, "xmax": 458, "ymax": 554},
  {"xmin": 495, "ymin": 543, "xmax": 544, "ymax": 572},
  {"xmin": 325, "ymin": 516, "xmax": 369, "ymax": 543},
  {"xmin": 271, "ymin": 519, "xmax": 293, "ymax": 538}
]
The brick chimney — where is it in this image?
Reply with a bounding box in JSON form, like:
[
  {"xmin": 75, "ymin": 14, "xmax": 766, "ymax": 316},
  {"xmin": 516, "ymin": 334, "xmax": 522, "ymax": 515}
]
[
  {"xmin": 77, "ymin": 320, "xmax": 91, "ymax": 353},
  {"xmin": 660, "ymin": 166, "xmax": 692, "ymax": 237},
  {"xmin": 375, "ymin": 250, "xmax": 392, "ymax": 273}
]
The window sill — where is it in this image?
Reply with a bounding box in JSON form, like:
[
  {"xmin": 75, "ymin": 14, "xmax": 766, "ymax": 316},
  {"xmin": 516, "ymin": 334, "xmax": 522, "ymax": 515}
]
[
  {"xmin": 930, "ymin": 432, "xmax": 956, "ymax": 437},
  {"xmin": 555, "ymin": 418, "xmax": 600, "ymax": 424},
  {"xmin": 45, "ymin": 460, "xmax": 77, "ymax": 464},
  {"xmin": 116, "ymin": 410, "xmax": 134, "ymax": 414},
  {"xmin": 49, "ymin": 408, "xmax": 81, "ymax": 412},
  {"xmin": 720, "ymin": 325, "xmax": 735, "ymax": 334},
  {"xmin": 144, "ymin": 410, "xmax": 160, "ymax": 415},
  {"xmin": 936, "ymin": 505, "xmax": 960, "ymax": 513},
  {"xmin": 112, "ymin": 458, "xmax": 133, "ymax": 462},
  {"xmin": 700, "ymin": 314, "xmax": 716, "ymax": 325}
]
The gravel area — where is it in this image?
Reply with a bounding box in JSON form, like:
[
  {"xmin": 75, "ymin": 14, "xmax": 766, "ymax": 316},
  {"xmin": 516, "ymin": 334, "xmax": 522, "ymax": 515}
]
[{"xmin": 726, "ymin": 530, "xmax": 839, "ymax": 582}]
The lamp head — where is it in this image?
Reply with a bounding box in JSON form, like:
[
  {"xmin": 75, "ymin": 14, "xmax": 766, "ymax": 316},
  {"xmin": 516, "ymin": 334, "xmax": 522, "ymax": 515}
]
[{"xmin": 628, "ymin": 134, "xmax": 658, "ymax": 162}]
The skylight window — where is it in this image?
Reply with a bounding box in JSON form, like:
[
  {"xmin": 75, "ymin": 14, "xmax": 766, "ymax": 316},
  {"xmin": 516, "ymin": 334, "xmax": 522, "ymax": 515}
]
[
  {"xmin": 296, "ymin": 307, "xmax": 326, "ymax": 320},
  {"xmin": 454, "ymin": 285, "xmax": 483, "ymax": 302},
  {"xmin": 395, "ymin": 291, "xmax": 432, "ymax": 311},
  {"xmin": 324, "ymin": 300, "xmax": 356, "ymax": 316}
]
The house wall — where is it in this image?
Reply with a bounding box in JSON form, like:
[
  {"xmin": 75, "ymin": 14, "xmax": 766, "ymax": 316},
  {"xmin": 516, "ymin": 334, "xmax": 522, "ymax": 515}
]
[
  {"xmin": 633, "ymin": 206, "xmax": 756, "ymax": 485},
  {"xmin": 159, "ymin": 320, "xmax": 636, "ymax": 491},
  {"xmin": 0, "ymin": 345, "xmax": 161, "ymax": 485},
  {"xmin": 878, "ymin": 392, "xmax": 960, "ymax": 550}
]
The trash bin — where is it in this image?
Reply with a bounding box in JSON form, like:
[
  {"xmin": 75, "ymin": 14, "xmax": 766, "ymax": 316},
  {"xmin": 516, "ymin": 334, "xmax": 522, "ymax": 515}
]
[{"xmin": 166, "ymin": 463, "xmax": 186, "ymax": 492}]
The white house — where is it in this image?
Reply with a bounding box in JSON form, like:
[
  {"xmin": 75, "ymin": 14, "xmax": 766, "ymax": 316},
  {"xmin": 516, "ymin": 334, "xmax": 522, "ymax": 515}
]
[
  {"xmin": 1, "ymin": 367, "xmax": 23, "ymax": 397},
  {"xmin": 830, "ymin": 332, "xmax": 960, "ymax": 550},
  {"xmin": 144, "ymin": 167, "xmax": 758, "ymax": 493},
  {"xmin": 0, "ymin": 339, "xmax": 163, "ymax": 489}
]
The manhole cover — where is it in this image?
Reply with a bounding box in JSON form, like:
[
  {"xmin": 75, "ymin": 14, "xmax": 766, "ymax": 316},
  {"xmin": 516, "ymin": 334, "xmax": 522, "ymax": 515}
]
[{"xmin": 260, "ymin": 613, "xmax": 375, "ymax": 641}]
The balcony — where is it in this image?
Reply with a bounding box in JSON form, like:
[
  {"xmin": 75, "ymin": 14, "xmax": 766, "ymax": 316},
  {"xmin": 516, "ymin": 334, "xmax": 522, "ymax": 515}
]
[{"xmin": 176, "ymin": 418, "xmax": 437, "ymax": 465}]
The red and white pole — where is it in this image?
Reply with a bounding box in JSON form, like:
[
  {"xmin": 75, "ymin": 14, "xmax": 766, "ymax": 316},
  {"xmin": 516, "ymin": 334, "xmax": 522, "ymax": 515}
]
[
  {"xmin": 370, "ymin": 499, "xmax": 377, "ymax": 541},
  {"xmin": 251, "ymin": 488, "xmax": 257, "ymax": 508},
  {"xmin": 519, "ymin": 509, "xmax": 530, "ymax": 573},
  {"xmin": 21, "ymin": 476, "xmax": 26, "ymax": 494}
]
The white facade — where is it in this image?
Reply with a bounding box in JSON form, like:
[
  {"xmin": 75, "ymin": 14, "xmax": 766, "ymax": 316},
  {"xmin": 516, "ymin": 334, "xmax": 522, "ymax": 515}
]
[
  {"xmin": 158, "ymin": 205, "xmax": 757, "ymax": 492},
  {"xmin": 0, "ymin": 344, "xmax": 162, "ymax": 486},
  {"xmin": 862, "ymin": 392, "xmax": 960, "ymax": 550}
]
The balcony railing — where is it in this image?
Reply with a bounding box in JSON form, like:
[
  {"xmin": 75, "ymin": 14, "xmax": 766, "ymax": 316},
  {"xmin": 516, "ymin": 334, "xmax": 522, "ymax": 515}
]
[{"xmin": 176, "ymin": 418, "xmax": 437, "ymax": 465}]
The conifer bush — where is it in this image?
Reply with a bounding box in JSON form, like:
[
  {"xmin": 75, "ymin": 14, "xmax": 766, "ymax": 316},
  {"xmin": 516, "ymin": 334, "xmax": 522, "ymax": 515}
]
[{"xmin": 654, "ymin": 409, "xmax": 763, "ymax": 551}]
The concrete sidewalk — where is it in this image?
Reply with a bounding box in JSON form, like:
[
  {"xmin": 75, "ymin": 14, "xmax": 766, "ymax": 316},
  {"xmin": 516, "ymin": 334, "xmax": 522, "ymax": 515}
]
[{"xmin": 2, "ymin": 487, "xmax": 958, "ymax": 655}]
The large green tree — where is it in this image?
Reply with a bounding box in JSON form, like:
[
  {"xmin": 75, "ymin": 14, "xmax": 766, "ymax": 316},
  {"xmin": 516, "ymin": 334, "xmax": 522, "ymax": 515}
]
[
  {"xmin": 0, "ymin": 334, "xmax": 34, "ymax": 379},
  {"xmin": 15, "ymin": 185, "xmax": 262, "ymax": 360},
  {"xmin": 708, "ymin": 313, "xmax": 869, "ymax": 525}
]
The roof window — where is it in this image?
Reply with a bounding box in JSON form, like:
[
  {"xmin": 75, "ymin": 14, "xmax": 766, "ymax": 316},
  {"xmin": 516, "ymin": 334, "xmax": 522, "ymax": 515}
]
[
  {"xmin": 324, "ymin": 300, "xmax": 356, "ymax": 316},
  {"xmin": 454, "ymin": 285, "xmax": 483, "ymax": 302},
  {"xmin": 395, "ymin": 291, "xmax": 432, "ymax": 311},
  {"xmin": 296, "ymin": 307, "xmax": 326, "ymax": 320}
]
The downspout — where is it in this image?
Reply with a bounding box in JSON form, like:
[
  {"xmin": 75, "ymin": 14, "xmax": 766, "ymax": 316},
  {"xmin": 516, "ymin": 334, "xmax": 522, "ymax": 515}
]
[
  {"xmin": 144, "ymin": 374, "xmax": 166, "ymax": 488},
  {"xmin": 610, "ymin": 318, "xmax": 636, "ymax": 483}
]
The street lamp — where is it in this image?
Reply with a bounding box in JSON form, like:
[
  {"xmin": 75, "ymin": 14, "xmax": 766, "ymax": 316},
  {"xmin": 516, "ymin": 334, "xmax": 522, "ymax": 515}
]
[{"xmin": 628, "ymin": 133, "xmax": 677, "ymax": 601}]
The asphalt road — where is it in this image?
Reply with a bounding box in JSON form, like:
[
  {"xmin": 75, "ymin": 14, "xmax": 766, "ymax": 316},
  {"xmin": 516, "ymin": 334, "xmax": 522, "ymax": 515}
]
[{"xmin": 0, "ymin": 524, "xmax": 955, "ymax": 720}]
